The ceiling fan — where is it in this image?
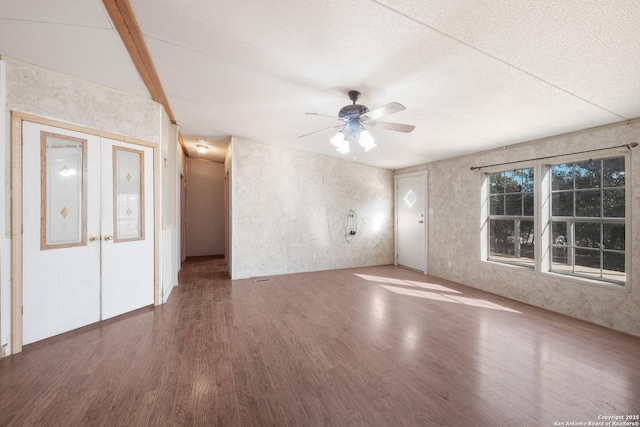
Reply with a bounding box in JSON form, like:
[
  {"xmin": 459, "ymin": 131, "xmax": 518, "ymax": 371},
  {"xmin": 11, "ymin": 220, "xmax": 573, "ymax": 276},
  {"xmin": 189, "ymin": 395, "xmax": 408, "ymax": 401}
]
[{"xmin": 299, "ymin": 91, "xmax": 415, "ymax": 153}]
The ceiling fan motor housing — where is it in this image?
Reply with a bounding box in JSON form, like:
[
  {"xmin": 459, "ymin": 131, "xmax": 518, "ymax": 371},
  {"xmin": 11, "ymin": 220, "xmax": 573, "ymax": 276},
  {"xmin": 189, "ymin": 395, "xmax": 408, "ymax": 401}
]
[
  {"xmin": 338, "ymin": 104, "xmax": 369, "ymax": 119},
  {"xmin": 338, "ymin": 90, "xmax": 369, "ymax": 119}
]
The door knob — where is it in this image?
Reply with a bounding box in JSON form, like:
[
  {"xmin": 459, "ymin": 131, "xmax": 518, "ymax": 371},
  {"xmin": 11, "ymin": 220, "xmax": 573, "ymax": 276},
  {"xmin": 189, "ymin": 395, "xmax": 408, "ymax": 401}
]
[
  {"xmin": 418, "ymin": 220, "xmax": 424, "ymax": 224},
  {"xmin": 104, "ymin": 234, "xmax": 113, "ymax": 241},
  {"xmin": 89, "ymin": 235, "xmax": 101, "ymax": 242}
]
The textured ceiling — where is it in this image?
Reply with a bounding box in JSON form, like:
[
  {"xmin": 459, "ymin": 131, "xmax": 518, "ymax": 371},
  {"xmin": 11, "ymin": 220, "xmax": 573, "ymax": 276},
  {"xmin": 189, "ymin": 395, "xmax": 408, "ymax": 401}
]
[
  {"xmin": 1, "ymin": 0, "xmax": 639, "ymax": 169},
  {"xmin": 0, "ymin": 1, "xmax": 147, "ymax": 96}
]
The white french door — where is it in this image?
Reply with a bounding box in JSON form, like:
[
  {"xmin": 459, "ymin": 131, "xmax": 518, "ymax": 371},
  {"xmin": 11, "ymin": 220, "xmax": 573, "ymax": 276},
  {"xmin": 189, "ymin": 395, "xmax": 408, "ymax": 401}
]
[
  {"xmin": 396, "ymin": 172, "xmax": 427, "ymax": 272},
  {"xmin": 100, "ymin": 138, "xmax": 154, "ymax": 319},
  {"xmin": 22, "ymin": 121, "xmax": 154, "ymax": 345}
]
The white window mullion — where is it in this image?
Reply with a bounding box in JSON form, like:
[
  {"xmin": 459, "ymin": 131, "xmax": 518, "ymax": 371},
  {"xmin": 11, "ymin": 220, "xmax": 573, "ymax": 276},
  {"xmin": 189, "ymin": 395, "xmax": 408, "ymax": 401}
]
[
  {"xmin": 537, "ymin": 164, "xmax": 549, "ymax": 273},
  {"xmin": 567, "ymin": 220, "xmax": 575, "ymax": 273}
]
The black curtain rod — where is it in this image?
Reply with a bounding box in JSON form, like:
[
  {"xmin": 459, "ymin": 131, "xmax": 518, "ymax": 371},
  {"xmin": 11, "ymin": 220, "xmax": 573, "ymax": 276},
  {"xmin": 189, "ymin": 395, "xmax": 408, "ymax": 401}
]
[{"xmin": 470, "ymin": 142, "xmax": 638, "ymax": 171}]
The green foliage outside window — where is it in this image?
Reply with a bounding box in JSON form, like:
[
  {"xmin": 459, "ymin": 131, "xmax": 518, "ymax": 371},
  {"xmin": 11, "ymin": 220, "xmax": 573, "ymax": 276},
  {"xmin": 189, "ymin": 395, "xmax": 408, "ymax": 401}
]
[
  {"xmin": 488, "ymin": 168, "xmax": 535, "ymax": 267},
  {"xmin": 550, "ymin": 157, "xmax": 625, "ymax": 282}
]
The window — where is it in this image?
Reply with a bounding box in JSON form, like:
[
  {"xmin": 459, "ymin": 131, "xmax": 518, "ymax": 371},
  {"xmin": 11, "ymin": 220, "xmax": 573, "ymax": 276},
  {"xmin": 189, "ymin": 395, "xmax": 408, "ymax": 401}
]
[
  {"xmin": 482, "ymin": 152, "xmax": 629, "ymax": 287},
  {"xmin": 550, "ymin": 157, "xmax": 626, "ymax": 284},
  {"xmin": 487, "ymin": 168, "xmax": 535, "ymax": 267}
]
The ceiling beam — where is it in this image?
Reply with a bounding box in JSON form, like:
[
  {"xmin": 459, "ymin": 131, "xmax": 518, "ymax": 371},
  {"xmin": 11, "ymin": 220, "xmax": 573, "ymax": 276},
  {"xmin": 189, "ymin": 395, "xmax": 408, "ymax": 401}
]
[{"xmin": 102, "ymin": 0, "xmax": 188, "ymax": 156}]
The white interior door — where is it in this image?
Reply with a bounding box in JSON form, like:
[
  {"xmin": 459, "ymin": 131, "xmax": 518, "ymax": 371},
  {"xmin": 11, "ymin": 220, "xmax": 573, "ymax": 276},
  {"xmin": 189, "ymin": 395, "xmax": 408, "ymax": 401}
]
[
  {"xmin": 22, "ymin": 122, "xmax": 102, "ymax": 344},
  {"xmin": 22, "ymin": 122, "xmax": 155, "ymax": 343},
  {"xmin": 396, "ymin": 173, "xmax": 426, "ymax": 271},
  {"xmin": 100, "ymin": 139, "xmax": 154, "ymax": 319}
]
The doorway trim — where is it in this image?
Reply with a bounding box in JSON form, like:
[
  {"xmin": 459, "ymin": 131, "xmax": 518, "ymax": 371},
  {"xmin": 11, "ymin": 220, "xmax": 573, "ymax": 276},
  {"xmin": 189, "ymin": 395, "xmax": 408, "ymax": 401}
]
[
  {"xmin": 10, "ymin": 111, "xmax": 160, "ymax": 354},
  {"xmin": 394, "ymin": 170, "xmax": 428, "ymax": 274}
]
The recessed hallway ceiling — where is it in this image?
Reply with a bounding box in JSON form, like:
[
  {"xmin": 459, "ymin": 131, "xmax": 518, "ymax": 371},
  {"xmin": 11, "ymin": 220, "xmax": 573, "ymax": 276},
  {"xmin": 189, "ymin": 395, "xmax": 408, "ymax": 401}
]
[{"xmin": 1, "ymin": 1, "xmax": 639, "ymax": 169}]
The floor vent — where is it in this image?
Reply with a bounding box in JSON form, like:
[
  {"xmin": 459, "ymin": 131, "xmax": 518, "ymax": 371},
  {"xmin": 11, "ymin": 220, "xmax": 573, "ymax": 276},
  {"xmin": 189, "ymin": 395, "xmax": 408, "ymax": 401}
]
[{"xmin": 255, "ymin": 278, "xmax": 272, "ymax": 283}]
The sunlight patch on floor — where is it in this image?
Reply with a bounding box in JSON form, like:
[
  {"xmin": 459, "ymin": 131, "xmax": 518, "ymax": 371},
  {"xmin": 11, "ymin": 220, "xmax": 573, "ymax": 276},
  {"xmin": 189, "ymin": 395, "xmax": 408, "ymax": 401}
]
[
  {"xmin": 404, "ymin": 280, "xmax": 462, "ymax": 293},
  {"xmin": 356, "ymin": 273, "xmax": 521, "ymax": 313},
  {"xmin": 355, "ymin": 274, "xmax": 409, "ymax": 286}
]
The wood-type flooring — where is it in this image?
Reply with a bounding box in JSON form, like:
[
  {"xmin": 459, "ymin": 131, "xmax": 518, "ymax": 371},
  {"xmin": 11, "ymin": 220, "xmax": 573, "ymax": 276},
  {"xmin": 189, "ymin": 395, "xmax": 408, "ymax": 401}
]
[{"xmin": 1, "ymin": 257, "xmax": 639, "ymax": 426}]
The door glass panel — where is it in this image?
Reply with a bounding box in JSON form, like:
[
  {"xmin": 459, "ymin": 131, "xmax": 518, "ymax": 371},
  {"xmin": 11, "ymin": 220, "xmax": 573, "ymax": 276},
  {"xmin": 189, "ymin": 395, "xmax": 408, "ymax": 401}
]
[
  {"xmin": 41, "ymin": 132, "xmax": 86, "ymax": 249},
  {"xmin": 114, "ymin": 147, "xmax": 144, "ymax": 241}
]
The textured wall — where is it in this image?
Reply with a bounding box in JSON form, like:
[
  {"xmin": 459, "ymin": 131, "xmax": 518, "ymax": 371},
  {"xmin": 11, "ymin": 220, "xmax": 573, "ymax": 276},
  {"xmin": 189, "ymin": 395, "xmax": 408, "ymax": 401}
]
[
  {"xmin": 5, "ymin": 59, "xmax": 160, "ymax": 143},
  {"xmin": 231, "ymin": 138, "xmax": 394, "ymax": 279},
  {"xmin": 397, "ymin": 120, "xmax": 640, "ymax": 336}
]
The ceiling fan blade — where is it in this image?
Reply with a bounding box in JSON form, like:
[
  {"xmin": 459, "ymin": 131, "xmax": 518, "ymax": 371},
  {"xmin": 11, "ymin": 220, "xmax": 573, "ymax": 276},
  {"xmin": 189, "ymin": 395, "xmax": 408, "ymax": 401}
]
[
  {"xmin": 362, "ymin": 102, "xmax": 406, "ymax": 121},
  {"xmin": 370, "ymin": 121, "xmax": 415, "ymax": 133},
  {"xmin": 298, "ymin": 124, "xmax": 343, "ymax": 138},
  {"xmin": 305, "ymin": 112, "xmax": 341, "ymax": 120}
]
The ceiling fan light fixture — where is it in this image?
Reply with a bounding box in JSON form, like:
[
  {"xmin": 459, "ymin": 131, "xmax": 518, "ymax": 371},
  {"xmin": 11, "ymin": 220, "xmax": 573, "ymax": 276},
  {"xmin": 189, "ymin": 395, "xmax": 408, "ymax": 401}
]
[
  {"xmin": 330, "ymin": 131, "xmax": 346, "ymax": 146},
  {"xmin": 358, "ymin": 130, "xmax": 376, "ymax": 152},
  {"xmin": 303, "ymin": 90, "xmax": 412, "ymax": 156},
  {"xmin": 336, "ymin": 140, "xmax": 350, "ymax": 153}
]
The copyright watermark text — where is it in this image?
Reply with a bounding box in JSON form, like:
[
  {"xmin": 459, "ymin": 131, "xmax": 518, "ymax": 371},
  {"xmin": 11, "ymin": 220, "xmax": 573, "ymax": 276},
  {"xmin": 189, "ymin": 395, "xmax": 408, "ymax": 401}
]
[{"xmin": 554, "ymin": 415, "xmax": 640, "ymax": 426}]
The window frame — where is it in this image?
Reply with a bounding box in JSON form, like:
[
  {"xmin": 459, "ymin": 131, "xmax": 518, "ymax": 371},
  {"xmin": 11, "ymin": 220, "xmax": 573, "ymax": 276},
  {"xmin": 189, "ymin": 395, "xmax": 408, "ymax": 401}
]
[
  {"xmin": 547, "ymin": 156, "xmax": 628, "ymax": 286},
  {"xmin": 486, "ymin": 167, "xmax": 536, "ymax": 268},
  {"xmin": 480, "ymin": 149, "xmax": 631, "ymax": 291}
]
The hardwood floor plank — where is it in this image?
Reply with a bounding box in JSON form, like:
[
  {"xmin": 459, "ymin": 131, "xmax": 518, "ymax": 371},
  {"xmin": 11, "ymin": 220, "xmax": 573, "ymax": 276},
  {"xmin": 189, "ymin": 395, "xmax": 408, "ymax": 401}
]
[{"xmin": 1, "ymin": 257, "xmax": 639, "ymax": 426}]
